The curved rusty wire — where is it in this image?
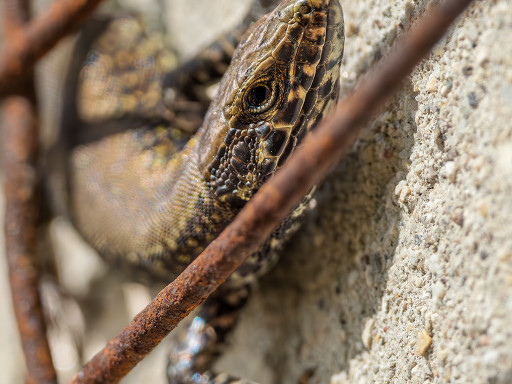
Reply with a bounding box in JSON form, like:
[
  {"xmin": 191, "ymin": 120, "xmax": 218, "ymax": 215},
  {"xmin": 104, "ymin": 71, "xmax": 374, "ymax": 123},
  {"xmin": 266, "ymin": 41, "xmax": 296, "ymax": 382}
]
[
  {"xmin": 0, "ymin": 0, "xmax": 105, "ymax": 97},
  {"xmin": 2, "ymin": 0, "xmax": 58, "ymax": 382}
]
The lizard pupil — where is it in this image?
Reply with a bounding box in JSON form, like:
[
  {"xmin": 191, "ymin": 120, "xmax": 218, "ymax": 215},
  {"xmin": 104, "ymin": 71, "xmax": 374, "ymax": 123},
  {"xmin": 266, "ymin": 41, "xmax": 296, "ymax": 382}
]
[
  {"xmin": 248, "ymin": 85, "xmax": 271, "ymax": 108},
  {"xmin": 242, "ymin": 75, "xmax": 281, "ymax": 116}
]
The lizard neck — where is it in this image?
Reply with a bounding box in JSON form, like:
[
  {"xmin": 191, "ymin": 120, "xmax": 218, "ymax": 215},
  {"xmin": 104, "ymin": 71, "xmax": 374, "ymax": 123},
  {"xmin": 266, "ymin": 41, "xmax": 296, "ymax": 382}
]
[{"xmin": 70, "ymin": 128, "xmax": 236, "ymax": 282}]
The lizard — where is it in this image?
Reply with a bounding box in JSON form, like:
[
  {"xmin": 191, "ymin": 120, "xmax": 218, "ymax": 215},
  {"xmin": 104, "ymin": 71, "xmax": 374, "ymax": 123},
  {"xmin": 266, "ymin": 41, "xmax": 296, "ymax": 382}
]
[{"xmin": 58, "ymin": 0, "xmax": 344, "ymax": 382}]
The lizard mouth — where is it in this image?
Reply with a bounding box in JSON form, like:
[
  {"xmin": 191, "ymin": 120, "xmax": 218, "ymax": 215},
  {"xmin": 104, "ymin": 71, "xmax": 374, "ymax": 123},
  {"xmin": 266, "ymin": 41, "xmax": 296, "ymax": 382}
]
[{"xmin": 208, "ymin": 0, "xmax": 344, "ymax": 203}]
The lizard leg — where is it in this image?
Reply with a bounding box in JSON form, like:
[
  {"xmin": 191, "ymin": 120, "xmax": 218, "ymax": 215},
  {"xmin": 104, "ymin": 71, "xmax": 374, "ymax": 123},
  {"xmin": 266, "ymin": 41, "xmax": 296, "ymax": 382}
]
[{"xmin": 167, "ymin": 284, "xmax": 256, "ymax": 384}]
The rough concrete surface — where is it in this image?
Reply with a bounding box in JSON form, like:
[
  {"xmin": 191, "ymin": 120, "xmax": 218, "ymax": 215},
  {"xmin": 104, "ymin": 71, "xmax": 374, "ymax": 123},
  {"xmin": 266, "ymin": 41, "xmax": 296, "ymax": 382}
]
[{"xmin": 1, "ymin": 0, "xmax": 512, "ymax": 383}]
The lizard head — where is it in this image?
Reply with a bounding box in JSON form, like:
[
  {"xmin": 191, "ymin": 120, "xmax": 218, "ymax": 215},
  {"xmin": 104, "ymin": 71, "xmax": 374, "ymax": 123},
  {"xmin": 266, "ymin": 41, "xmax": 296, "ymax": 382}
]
[{"xmin": 201, "ymin": 0, "xmax": 344, "ymax": 204}]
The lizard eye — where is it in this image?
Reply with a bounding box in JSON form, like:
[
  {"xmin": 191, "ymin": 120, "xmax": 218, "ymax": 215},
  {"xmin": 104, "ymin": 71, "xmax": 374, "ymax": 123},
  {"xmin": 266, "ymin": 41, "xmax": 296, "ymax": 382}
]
[
  {"xmin": 244, "ymin": 81, "xmax": 278, "ymax": 114},
  {"xmin": 248, "ymin": 85, "xmax": 270, "ymax": 107}
]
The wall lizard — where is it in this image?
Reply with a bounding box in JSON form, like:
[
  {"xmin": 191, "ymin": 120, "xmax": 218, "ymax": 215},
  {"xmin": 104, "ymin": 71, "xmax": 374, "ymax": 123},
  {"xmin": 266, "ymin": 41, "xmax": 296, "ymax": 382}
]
[{"xmin": 60, "ymin": 0, "xmax": 344, "ymax": 381}]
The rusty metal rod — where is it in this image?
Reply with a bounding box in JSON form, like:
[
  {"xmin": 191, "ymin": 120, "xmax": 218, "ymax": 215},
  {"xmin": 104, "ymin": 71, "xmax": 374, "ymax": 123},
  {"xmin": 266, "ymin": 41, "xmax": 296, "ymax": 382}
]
[
  {"xmin": 71, "ymin": 0, "xmax": 475, "ymax": 382},
  {"xmin": 2, "ymin": 0, "xmax": 58, "ymax": 382},
  {"xmin": 3, "ymin": 98, "xmax": 58, "ymax": 384},
  {"xmin": 0, "ymin": 0, "xmax": 105, "ymax": 96}
]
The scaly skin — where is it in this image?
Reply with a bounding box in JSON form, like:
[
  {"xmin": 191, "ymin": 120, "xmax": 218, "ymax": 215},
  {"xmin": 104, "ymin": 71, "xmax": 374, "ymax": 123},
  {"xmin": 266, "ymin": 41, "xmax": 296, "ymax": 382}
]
[
  {"xmin": 69, "ymin": 0, "xmax": 344, "ymax": 289},
  {"xmin": 64, "ymin": 0, "xmax": 345, "ymax": 382}
]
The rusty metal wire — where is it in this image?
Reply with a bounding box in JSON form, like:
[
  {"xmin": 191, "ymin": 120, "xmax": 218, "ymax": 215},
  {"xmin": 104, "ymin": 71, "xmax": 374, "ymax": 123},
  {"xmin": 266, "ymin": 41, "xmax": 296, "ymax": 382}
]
[
  {"xmin": 70, "ymin": 0, "xmax": 475, "ymax": 383},
  {"xmin": 2, "ymin": 96, "xmax": 58, "ymax": 384},
  {"xmin": 0, "ymin": 0, "xmax": 105, "ymax": 97},
  {"xmin": 1, "ymin": 0, "xmax": 58, "ymax": 382}
]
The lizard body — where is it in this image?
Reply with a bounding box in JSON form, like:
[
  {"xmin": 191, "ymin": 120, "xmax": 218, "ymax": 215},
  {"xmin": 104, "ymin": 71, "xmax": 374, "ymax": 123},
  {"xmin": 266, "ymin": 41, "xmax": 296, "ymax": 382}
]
[
  {"xmin": 63, "ymin": 0, "xmax": 344, "ymax": 381},
  {"xmin": 68, "ymin": 0, "xmax": 344, "ymax": 286}
]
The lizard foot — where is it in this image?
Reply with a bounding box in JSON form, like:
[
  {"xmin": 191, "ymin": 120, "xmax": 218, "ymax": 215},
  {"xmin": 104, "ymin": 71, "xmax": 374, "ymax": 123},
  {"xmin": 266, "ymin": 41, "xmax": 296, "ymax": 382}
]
[{"xmin": 168, "ymin": 285, "xmax": 255, "ymax": 384}]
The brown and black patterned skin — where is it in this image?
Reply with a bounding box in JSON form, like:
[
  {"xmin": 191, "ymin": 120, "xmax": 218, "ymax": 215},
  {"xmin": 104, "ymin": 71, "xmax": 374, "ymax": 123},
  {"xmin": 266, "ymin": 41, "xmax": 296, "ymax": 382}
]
[
  {"xmin": 69, "ymin": 0, "xmax": 344, "ymax": 289},
  {"xmin": 65, "ymin": 0, "xmax": 344, "ymax": 382}
]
